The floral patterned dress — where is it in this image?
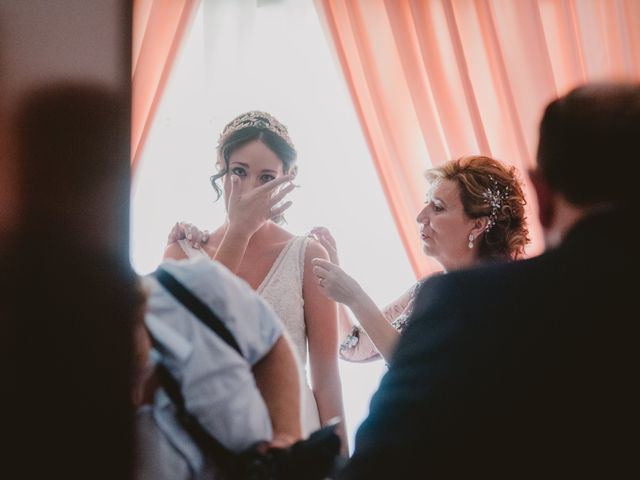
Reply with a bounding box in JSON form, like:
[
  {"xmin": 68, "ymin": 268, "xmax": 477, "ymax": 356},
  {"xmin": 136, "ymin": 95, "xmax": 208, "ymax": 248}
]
[{"xmin": 339, "ymin": 279, "xmax": 426, "ymax": 362}]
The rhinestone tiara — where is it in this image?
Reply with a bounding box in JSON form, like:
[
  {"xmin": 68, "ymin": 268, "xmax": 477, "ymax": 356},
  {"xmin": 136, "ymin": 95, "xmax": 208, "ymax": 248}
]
[{"xmin": 217, "ymin": 110, "xmax": 295, "ymax": 149}]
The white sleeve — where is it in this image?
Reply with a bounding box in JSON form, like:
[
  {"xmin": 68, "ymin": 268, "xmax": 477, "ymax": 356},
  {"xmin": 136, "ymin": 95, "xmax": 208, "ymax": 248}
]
[
  {"xmin": 145, "ymin": 288, "xmax": 273, "ymax": 451},
  {"xmin": 160, "ymin": 257, "xmax": 284, "ymax": 365},
  {"xmin": 180, "ymin": 318, "xmax": 273, "ymax": 451},
  {"xmin": 144, "ymin": 259, "xmax": 279, "ymax": 451}
]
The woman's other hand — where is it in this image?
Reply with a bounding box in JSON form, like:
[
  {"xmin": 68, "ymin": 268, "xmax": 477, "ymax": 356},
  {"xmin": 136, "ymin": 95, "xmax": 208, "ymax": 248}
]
[
  {"xmin": 166, "ymin": 221, "xmax": 209, "ymax": 249},
  {"xmin": 309, "ymin": 226, "xmax": 339, "ymax": 265},
  {"xmin": 226, "ymin": 175, "xmax": 295, "ymax": 237},
  {"xmin": 311, "ymin": 258, "xmax": 364, "ymax": 307}
]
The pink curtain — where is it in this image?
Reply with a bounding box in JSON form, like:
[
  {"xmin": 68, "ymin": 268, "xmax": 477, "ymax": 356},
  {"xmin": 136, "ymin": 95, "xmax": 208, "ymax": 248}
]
[
  {"xmin": 315, "ymin": 0, "xmax": 640, "ymax": 278},
  {"xmin": 131, "ymin": 0, "xmax": 199, "ymax": 172}
]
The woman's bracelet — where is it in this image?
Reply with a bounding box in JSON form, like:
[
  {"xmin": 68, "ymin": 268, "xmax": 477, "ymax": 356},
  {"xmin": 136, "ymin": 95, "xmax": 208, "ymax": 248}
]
[{"xmin": 339, "ymin": 325, "xmax": 361, "ymax": 351}]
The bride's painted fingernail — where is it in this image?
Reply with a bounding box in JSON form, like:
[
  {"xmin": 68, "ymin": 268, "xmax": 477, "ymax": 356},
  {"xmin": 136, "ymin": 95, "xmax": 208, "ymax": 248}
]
[{"xmin": 187, "ymin": 233, "xmax": 193, "ymax": 240}]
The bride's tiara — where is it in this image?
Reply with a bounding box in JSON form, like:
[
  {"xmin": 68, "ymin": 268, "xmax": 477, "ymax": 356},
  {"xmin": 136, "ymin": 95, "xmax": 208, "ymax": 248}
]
[{"xmin": 218, "ymin": 111, "xmax": 295, "ymax": 149}]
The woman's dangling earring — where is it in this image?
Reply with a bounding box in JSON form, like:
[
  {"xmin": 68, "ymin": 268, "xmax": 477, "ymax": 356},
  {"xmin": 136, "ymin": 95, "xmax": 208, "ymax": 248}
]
[{"xmin": 468, "ymin": 233, "xmax": 474, "ymax": 249}]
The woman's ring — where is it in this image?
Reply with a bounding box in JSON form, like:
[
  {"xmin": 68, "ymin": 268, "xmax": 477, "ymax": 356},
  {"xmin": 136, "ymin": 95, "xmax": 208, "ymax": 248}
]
[{"xmin": 319, "ymin": 278, "xmax": 325, "ymax": 287}]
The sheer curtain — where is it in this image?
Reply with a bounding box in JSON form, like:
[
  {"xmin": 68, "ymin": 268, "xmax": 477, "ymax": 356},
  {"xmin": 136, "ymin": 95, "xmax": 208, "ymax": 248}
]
[
  {"xmin": 315, "ymin": 0, "xmax": 640, "ymax": 277},
  {"xmin": 132, "ymin": 0, "xmax": 199, "ymax": 171}
]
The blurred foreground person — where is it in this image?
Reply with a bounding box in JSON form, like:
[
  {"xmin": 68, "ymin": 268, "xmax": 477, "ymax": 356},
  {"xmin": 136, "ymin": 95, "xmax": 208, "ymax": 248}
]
[
  {"xmin": 134, "ymin": 257, "xmax": 341, "ymax": 480},
  {"xmin": 5, "ymin": 83, "xmax": 134, "ymax": 479}
]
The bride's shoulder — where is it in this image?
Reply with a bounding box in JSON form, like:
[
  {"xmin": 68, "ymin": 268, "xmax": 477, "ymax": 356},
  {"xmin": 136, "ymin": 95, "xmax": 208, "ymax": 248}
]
[
  {"xmin": 163, "ymin": 241, "xmax": 188, "ymax": 261},
  {"xmin": 301, "ymin": 234, "xmax": 328, "ymax": 259}
]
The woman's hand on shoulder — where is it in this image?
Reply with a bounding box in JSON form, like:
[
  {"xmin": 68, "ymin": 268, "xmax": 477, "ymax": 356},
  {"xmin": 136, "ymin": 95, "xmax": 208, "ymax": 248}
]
[
  {"xmin": 311, "ymin": 257, "xmax": 364, "ymax": 308},
  {"xmin": 304, "ymin": 239, "xmax": 335, "ymax": 301},
  {"xmin": 308, "ymin": 226, "xmax": 339, "ymax": 265},
  {"xmin": 166, "ymin": 221, "xmax": 209, "ymax": 249}
]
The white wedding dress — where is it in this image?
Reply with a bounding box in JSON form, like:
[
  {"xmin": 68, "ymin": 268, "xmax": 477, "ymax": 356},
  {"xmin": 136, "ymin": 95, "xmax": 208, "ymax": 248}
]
[{"xmin": 177, "ymin": 236, "xmax": 322, "ymax": 436}]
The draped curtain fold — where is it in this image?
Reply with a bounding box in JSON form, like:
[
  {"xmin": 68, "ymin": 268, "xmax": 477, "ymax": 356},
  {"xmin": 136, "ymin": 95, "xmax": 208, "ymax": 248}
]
[
  {"xmin": 131, "ymin": 0, "xmax": 199, "ymax": 172},
  {"xmin": 315, "ymin": 0, "xmax": 640, "ymax": 278}
]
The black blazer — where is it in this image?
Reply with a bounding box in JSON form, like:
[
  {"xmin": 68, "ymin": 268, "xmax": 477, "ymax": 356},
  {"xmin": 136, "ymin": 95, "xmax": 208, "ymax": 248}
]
[{"xmin": 340, "ymin": 207, "xmax": 638, "ymax": 479}]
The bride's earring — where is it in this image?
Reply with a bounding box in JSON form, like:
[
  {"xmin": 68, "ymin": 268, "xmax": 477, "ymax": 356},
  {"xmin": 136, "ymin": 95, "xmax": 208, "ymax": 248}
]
[{"xmin": 468, "ymin": 233, "xmax": 474, "ymax": 249}]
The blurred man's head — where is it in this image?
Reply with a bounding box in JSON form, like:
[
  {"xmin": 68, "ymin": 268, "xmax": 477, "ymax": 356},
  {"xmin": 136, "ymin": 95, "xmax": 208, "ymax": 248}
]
[{"xmin": 532, "ymin": 82, "xmax": 640, "ymax": 244}]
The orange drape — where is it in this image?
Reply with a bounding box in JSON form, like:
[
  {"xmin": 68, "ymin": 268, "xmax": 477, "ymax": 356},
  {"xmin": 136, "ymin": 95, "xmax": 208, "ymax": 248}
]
[
  {"xmin": 315, "ymin": 0, "xmax": 640, "ymax": 278},
  {"xmin": 131, "ymin": 0, "xmax": 199, "ymax": 172}
]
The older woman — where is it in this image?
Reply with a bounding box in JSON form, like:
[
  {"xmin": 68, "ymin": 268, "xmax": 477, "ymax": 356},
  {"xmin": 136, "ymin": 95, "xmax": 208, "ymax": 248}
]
[{"xmin": 310, "ymin": 155, "xmax": 530, "ymax": 363}]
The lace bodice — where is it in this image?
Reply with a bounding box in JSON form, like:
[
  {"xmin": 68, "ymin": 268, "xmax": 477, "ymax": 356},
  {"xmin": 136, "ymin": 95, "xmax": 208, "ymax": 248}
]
[
  {"xmin": 177, "ymin": 236, "xmax": 310, "ymax": 365},
  {"xmin": 256, "ymin": 236, "xmax": 309, "ymax": 364}
]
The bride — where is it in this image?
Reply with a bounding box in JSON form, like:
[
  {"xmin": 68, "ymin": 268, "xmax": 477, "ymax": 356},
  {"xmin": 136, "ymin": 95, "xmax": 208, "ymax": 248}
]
[{"xmin": 164, "ymin": 111, "xmax": 348, "ymax": 455}]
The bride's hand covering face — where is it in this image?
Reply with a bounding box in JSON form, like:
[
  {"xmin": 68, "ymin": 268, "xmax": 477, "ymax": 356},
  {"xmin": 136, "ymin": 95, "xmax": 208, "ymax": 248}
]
[{"xmin": 225, "ymin": 172, "xmax": 295, "ymax": 238}]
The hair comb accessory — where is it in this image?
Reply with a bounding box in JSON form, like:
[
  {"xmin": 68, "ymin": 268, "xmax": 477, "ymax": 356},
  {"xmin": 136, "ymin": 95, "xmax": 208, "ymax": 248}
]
[
  {"xmin": 218, "ymin": 110, "xmax": 295, "ymax": 149},
  {"xmin": 482, "ymin": 175, "xmax": 510, "ymax": 232}
]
